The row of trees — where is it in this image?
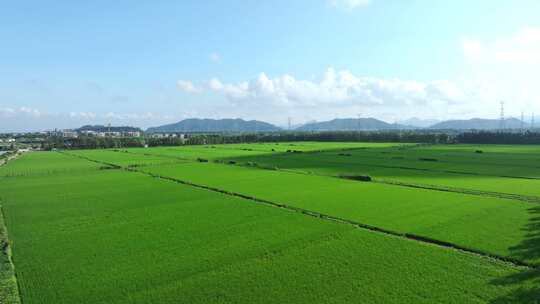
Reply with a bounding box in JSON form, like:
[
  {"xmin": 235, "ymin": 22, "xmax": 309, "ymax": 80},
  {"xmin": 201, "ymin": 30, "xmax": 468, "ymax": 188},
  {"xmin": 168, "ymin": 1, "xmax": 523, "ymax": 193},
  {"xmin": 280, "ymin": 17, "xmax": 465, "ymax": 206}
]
[
  {"xmin": 39, "ymin": 130, "xmax": 540, "ymax": 150},
  {"xmin": 41, "ymin": 136, "xmax": 146, "ymax": 150},
  {"xmin": 456, "ymin": 131, "xmax": 540, "ymax": 144}
]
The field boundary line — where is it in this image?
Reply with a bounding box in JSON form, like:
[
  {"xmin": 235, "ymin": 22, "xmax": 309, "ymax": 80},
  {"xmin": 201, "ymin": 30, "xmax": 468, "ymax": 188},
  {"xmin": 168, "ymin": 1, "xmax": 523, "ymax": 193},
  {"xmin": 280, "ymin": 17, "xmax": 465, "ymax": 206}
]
[
  {"xmin": 373, "ymin": 179, "xmax": 540, "ymax": 204},
  {"xmin": 105, "ymin": 150, "xmax": 540, "ymax": 205},
  {"xmin": 310, "ymin": 158, "xmax": 540, "ymax": 181},
  {"xmin": 0, "ymin": 205, "xmax": 23, "ymax": 304},
  {"xmin": 135, "ymin": 170, "xmax": 538, "ymax": 269},
  {"xmin": 207, "ymin": 160, "xmax": 540, "ymax": 205},
  {"xmin": 273, "ymin": 149, "xmax": 540, "ymax": 181},
  {"xmin": 59, "ymin": 150, "xmax": 537, "ymax": 270}
]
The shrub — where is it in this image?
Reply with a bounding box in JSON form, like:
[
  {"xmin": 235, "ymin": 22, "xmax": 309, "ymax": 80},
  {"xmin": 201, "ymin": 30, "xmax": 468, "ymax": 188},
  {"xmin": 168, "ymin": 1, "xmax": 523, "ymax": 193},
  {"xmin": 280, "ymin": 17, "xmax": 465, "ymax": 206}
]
[
  {"xmin": 340, "ymin": 175, "xmax": 372, "ymax": 182},
  {"xmin": 99, "ymin": 166, "xmax": 118, "ymax": 170}
]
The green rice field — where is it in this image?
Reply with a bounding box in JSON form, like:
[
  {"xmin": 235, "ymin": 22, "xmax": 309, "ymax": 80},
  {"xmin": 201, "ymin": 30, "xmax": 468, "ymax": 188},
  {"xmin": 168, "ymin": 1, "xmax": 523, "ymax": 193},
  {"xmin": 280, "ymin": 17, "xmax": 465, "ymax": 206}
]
[{"xmin": 1, "ymin": 142, "xmax": 539, "ymax": 303}]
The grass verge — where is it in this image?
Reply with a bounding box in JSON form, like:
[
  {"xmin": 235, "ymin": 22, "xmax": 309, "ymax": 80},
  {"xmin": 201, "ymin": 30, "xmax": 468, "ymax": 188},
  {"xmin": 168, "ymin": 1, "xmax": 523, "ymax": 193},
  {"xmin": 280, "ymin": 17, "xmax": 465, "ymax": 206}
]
[{"xmin": 0, "ymin": 205, "xmax": 22, "ymax": 304}]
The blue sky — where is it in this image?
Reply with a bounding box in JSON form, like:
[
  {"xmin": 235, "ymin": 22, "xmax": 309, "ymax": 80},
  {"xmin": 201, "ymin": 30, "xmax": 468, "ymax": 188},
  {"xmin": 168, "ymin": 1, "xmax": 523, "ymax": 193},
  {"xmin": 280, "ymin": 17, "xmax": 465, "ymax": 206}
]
[{"xmin": 1, "ymin": 0, "xmax": 540, "ymax": 131}]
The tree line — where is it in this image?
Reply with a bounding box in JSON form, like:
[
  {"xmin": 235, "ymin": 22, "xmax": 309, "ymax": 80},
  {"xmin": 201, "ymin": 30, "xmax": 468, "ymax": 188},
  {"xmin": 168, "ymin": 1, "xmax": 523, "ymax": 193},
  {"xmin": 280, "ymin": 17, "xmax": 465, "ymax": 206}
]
[{"xmin": 38, "ymin": 130, "xmax": 540, "ymax": 150}]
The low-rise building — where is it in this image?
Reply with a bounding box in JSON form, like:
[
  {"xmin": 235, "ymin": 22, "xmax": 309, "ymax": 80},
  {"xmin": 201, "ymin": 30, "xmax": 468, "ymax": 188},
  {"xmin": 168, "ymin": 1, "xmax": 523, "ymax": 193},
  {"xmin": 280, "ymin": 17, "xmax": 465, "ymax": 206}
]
[
  {"xmin": 62, "ymin": 131, "xmax": 78, "ymax": 138},
  {"xmin": 123, "ymin": 131, "xmax": 141, "ymax": 137}
]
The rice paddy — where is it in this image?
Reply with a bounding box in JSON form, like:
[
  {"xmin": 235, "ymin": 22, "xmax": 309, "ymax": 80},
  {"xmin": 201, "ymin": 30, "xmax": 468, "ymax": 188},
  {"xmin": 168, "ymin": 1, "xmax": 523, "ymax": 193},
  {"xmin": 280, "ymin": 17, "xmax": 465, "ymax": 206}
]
[{"xmin": 1, "ymin": 142, "xmax": 539, "ymax": 303}]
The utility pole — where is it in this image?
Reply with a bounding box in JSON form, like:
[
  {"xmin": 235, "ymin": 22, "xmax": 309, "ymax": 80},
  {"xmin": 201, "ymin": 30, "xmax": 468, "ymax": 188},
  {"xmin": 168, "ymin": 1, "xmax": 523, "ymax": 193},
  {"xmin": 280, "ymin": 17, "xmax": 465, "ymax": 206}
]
[
  {"xmin": 357, "ymin": 114, "xmax": 361, "ymax": 131},
  {"xmin": 288, "ymin": 117, "xmax": 292, "ymax": 131},
  {"xmin": 521, "ymin": 111, "xmax": 525, "ymax": 133}
]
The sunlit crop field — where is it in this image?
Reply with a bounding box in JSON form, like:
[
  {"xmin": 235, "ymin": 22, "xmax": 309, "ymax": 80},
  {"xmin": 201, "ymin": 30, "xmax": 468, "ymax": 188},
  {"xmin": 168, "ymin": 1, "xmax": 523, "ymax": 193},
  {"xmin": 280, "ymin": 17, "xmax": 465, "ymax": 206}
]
[{"xmin": 1, "ymin": 142, "xmax": 539, "ymax": 303}]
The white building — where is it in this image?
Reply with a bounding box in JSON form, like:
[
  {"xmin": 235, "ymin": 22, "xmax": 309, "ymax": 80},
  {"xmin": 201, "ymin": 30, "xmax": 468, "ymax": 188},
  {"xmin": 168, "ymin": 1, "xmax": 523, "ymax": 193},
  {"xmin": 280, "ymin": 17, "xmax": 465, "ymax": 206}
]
[{"xmin": 62, "ymin": 131, "xmax": 78, "ymax": 138}]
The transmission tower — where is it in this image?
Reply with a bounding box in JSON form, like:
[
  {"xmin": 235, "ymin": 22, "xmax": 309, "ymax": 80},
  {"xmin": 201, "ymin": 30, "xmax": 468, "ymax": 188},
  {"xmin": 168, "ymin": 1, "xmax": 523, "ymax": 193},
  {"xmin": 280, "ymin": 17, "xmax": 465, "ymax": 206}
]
[
  {"xmin": 532, "ymin": 113, "xmax": 536, "ymax": 130},
  {"xmin": 499, "ymin": 101, "xmax": 505, "ymax": 130},
  {"xmin": 287, "ymin": 117, "xmax": 292, "ymax": 130},
  {"xmin": 521, "ymin": 111, "xmax": 525, "ymax": 132}
]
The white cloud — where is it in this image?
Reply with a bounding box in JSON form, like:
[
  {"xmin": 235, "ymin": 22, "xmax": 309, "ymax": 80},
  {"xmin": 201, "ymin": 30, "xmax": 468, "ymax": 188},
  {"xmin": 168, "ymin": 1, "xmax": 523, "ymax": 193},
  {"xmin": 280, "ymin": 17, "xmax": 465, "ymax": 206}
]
[
  {"xmin": 330, "ymin": 0, "xmax": 371, "ymax": 9},
  {"xmin": 176, "ymin": 68, "xmax": 478, "ymax": 122},
  {"xmin": 460, "ymin": 27, "xmax": 540, "ymax": 119},
  {"xmin": 69, "ymin": 112, "xmax": 97, "ymax": 119},
  {"xmin": 0, "ymin": 106, "xmax": 179, "ymax": 132},
  {"xmin": 102, "ymin": 112, "xmax": 173, "ymax": 121},
  {"xmin": 462, "ymin": 27, "xmax": 540, "ymax": 64},
  {"xmin": 0, "ymin": 107, "xmax": 16, "ymax": 118},
  {"xmin": 181, "ymin": 68, "xmax": 466, "ymax": 109},
  {"xmin": 19, "ymin": 107, "xmax": 42, "ymax": 117},
  {"xmin": 0, "ymin": 107, "xmax": 42, "ymax": 118},
  {"xmin": 177, "ymin": 80, "xmax": 201, "ymax": 93},
  {"xmin": 462, "ymin": 38, "xmax": 484, "ymax": 61},
  {"xmin": 209, "ymin": 52, "xmax": 221, "ymax": 63}
]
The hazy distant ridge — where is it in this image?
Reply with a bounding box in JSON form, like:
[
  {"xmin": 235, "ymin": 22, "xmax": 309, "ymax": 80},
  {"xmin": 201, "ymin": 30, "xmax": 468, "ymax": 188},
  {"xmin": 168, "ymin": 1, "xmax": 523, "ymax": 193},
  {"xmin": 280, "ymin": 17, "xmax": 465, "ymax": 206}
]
[
  {"xmin": 144, "ymin": 117, "xmax": 531, "ymax": 133},
  {"xmin": 295, "ymin": 118, "xmax": 411, "ymax": 131},
  {"xmin": 429, "ymin": 118, "xmax": 525, "ymax": 130},
  {"xmin": 146, "ymin": 118, "xmax": 281, "ymax": 133}
]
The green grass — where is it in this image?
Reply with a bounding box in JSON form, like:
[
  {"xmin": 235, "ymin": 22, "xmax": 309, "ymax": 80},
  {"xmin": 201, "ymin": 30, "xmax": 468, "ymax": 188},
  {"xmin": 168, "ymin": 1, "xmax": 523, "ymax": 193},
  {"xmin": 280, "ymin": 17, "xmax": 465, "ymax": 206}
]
[
  {"xmin": 0, "ymin": 206, "xmax": 21, "ymax": 304},
  {"xmin": 140, "ymin": 161, "xmax": 539, "ymax": 265},
  {"xmin": 68, "ymin": 149, "xmax": 184, "ymax": 167},
  {"xmin": 0, "ymin": 167, "xmax": 537, "ymax": 303},
  {"xmin": 2, "ymin": 147, "xmax": 540, "ymax": 303},
  {"xmin": 0, "ymin": 152, "xmax": 101, "ymax": 177},
  {"xmin": 211, "ymin": 150, "xmax": 540, "ymax": 198},
  {"xmin": 126, "ymin": 142, "xmax": 403, "ymax": 161}
]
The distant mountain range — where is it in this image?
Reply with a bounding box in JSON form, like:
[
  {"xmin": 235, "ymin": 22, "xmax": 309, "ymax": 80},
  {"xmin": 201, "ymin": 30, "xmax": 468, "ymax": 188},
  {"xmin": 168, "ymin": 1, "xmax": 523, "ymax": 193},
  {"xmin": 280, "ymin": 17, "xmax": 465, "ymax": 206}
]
[
  {"xmin": 146, "ymin": 118, "xmax": 281, "ymax": 133},
  {"xmin": 76, "ymin": 125, "xmax": 142, "ymax": 132},
  {"xmin": 144, "ymin": 117, "xmax": 530, "ymax": 133},
  {"xmin": 295, "ymin": 118, "xmax": 411, "ymax": 131},
  {"xmin": 429, "ymin": 118, "xmax": 525, "ymax": 130},
  {"xmin": 397, "ymin": 118, "xmax": 441, "ymax": 128}
]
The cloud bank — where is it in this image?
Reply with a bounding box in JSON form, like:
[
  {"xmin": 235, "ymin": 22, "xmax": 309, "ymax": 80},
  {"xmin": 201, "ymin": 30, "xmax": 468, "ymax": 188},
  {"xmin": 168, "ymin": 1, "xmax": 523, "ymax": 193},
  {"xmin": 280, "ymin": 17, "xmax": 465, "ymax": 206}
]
[
  {"xmin": 0, "ymin": 107, "xmax": 176, "ymax": 132},
  {"xmin": 177, "ymin": 68, "xmax": 470, "ymax": 122},
  {"xmin": 463, "ymin": 27, "xmax": 540, "ymax": 64}
]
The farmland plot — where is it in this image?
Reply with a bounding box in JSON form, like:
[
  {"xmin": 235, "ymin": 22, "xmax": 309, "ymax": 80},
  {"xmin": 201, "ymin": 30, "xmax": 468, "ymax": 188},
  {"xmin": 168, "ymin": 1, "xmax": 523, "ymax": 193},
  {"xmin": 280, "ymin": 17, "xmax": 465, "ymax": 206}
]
[
  {"xmin": 0, "ymin": 151, "xmax": 101, "ymax": 177},
  {"xmin": 140, "ymin": 161, "xmax": 539, "ymax": 265},
  {"xmin": 213, "ymin": 150, "xmax": 540, "ymax": 200},
  {"xmin": 68, "ymin": 149, "xmax": 183, "ymax": 167},
  {"xmin": 1, "ymin": 148, "xmax": 539, "ymax": 303}
]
